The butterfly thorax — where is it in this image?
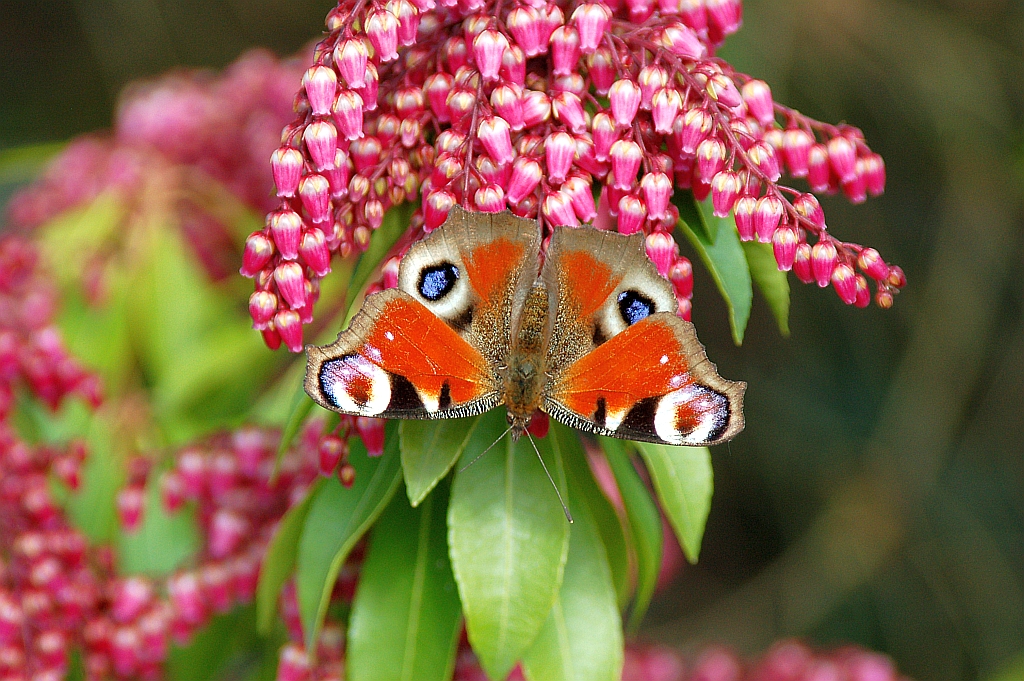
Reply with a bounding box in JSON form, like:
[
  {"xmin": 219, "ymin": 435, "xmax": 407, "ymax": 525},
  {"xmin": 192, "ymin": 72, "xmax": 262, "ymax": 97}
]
[{"xmin": 503, "ymin": 281, "xmax": 550, "ymax": 438}]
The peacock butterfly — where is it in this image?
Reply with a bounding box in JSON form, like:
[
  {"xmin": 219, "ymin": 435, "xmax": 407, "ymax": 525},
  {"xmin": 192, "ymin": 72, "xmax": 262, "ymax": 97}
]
[{"xmin": 305, "ymin": 207, "xmax": 745, "ymax": 451}]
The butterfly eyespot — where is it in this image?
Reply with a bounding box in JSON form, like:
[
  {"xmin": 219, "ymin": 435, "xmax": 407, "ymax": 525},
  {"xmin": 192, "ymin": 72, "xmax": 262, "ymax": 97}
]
[
  {"xmin": 617, "ymin": 290, "xmax": 654, "ymax": 326},
  {"xmin": 418, "ymin": 262, "xmax": 460, "ymax": 301}
]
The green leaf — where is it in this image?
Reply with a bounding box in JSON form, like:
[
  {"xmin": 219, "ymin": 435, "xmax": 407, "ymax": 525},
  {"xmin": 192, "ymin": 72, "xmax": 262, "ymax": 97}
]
[
  {"xmin": 63, "ymin": 415, "xmax": 123, "ymax": 544},
  {"xmin": 257, "ymin": 478, "xmax": 323, "ymax": 634},
  {"xmin": 345, "ymin": 202, "xmax": 415, "ymax": 321},
  {"xmin": 448, "ymin": 410, "xmax": 571, "ymax": 681},
  {"xmin": 521, "ymin": 449, "xmax": 624, "ymax": 681},
  {"xmin": 348, "ymin": 482, "xmax": 462, "ymax": 681},
  {"xmin": 272, "ymin": 385, "xmax": 316, "ymax": 477},
  {"xmin": 671, "ymin": 189, "xmax": 717, "ymax": 243},
  {"xmin": 118, "ymin": 471, "xmax": 200, "ymax": 576},
  {"xmin": 551, "ymin": 424, "xmax": 630, "ymax": 610},
  {"xmin": 598, "ymin": 438, "xmax": 663, "ymax": 632},
  {"xmin": 401, "ymin": 417, "xmax": 481, "ymax": 507},
  {"xmin": 296, "ymin": 424, "xmax": 403, "ymax": 651},
  {"xmin": 677, "ymin": 196, "xmax": 752, "ymax": 345},
  {"xmin": 635, "ymin": 443, "xmax": 713, "ymax": 564},
  {"xmin": 742, "ymin": 240, "xmax": 791, "ymax": 337},
  {"xmin": 168, "ymin": 605, "xmax": 278, "ymax": 681}
]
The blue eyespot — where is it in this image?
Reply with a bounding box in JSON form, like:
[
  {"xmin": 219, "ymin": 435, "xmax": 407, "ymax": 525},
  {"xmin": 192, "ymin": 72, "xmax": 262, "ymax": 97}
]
[
  {"xmin": 418, "ymin": 263, "xmax": 459, "ymax": 301},
  {"xmin": 617, "ymin": 290, "xmax": 654, "ymax": 326}
]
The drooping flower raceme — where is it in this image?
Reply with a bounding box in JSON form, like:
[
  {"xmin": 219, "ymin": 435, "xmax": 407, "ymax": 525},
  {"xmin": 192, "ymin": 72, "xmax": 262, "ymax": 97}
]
[{"xmin": 246, "ymin": 0, "xmax": 904, "ymax": 351}]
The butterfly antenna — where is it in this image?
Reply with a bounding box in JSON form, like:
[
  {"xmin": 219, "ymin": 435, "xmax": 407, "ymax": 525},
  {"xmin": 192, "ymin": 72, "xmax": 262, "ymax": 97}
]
[
  {"xmin": 458, "ymin": 424, "xmax": 514, "ymax": 473},
  {"xmin": 525, "ymin": 431, "xmax": 573, "ymax": 523}
]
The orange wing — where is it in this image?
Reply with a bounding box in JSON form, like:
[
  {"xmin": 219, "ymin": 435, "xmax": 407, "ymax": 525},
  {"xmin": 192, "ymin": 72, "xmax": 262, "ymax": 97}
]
[
  {"xmin": 544, "ymin": 313, "xmax": 744, "ymax": 446},
  {"xmin": 306, "ymin": 289, "xmax": 501, "ymax": 419}
]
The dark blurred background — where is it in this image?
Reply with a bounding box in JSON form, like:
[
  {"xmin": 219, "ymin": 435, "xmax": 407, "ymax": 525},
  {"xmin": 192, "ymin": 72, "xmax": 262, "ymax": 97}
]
[{"xmin": 1, "ymin": 1, "xmax": 1022, "ymax": 680}]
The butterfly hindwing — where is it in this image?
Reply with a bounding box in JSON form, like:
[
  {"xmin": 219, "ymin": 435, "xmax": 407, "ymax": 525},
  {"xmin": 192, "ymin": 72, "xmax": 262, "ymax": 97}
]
[
  {"xmin": 543, "ymin": 312, "xmax": 744, "ymax": 445},
  {"xmin": 541, "ymin": 226, "xmax": 744, "ymax": 446},
  {"xmin": 305, "ymin": 288, "xmax": 501, "ymax": 419}
]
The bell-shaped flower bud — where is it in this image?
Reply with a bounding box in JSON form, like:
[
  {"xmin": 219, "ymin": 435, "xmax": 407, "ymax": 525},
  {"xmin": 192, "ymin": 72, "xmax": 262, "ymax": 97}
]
[
  {"xmin": 366, "ymin": 9, "xmax": 400, "ymax": 62},
  {"xmin": 274, "ymin": 262, "xmax": 308, "ymax": 309},
  {"xmin": 475, "ymin": 183, "xmax": 506, "ymax": 212},
  {"xmin": 753, "ymin": 194, "xmax": 784, "ymax": 243},
  {"xmin": 641, "ymin": 172, "xmax": 673, "ymax": 221},
  {"xmin": 271, "ymin": 146, "xmax": 303, "ymax": 197},
  {"xmin": 811, "ymin": 239, "xmax": 839, "ymax": 288},
  {"xmin": 550, "ymin": 26, "xmax": 581, "ymax": 76},
  {"xmin": 472, "ymin": 29, "xmax": 509, "ymax": 81},
  {"xmin": 827, "ymin": 135, "xmax": 858, "ymax": 183},
  {"xmin": 507, "ymin": 157, "xmax": 544, "ymax": 204},
  {"xmin": 298, "ymin": 173, "xmax": 332, "ymax": 224},
  {"xmin": 241, "ymin": 232, "xmax": 274, "ymax": 277},
  {"xmin": 610, "ymin": 139, "xmax": 642, "ymax": 190},
  {"xmin": 249, "ymin": 290, "xmax": 278, "ymax": 330},
  {"xmin": 710, "ymin": 170, "xmax": 742, "ymax": 217},
  {"xmin": 571, "ymin": 3, "xmax": 612, "ymax": 53},
  {"xmin": 332, "ymin": 90, "xmax": 365, "ymax": 141},
  {"xmin": 270, "ymin": 210, "xmax": 303, "ymax": 260},
  {"xmin": 733, "ymin": 195, "xmax": 757, "ymax": 241},
  {"xmin": 545, "ymin": 131, "xmax": 576, "ymax": 184},
  {"xmin": 334, "ymin": 39, "xmax": 369, "ymax": 88},
  {"xmin": 563, "ymin": 175, "xmax": 597, "ymax": 222},
  {"xmin": 491, "ymin": 84, "xmax": 525, "ymax": 131},
  {"xmin": 303, "ymin": 65, "xmax": 338, "ymax": 116},
  {"xmin": 299, "ymin": 228, "xmax": 332, "ymax": 277},
  {"xmin": 772, "ymin": 225, "xmax": 798, "ymax": 271},
  {"xmin": 275, "ymin": 309, "xmax": 304, "ymax": 353},
  {"xmin": 616, "ymin": 194, "xmax": 647, "ymax": 235},
  {"xmin": 542, "ymin": 190, "xmax": 580, "ymax": 227},
  {"xmin": 645, "ymin": 231, "xmax": 679, "ymax": 277},
  {"xmin": 782, "ymin": 128, "xmax": 814, "ymax": 178},
  {"xmin": 831, "ymin": 263, "xmax": 858, "ymax": 305},
  {"xmin": 302, "ymin": 120, "xmax": 338, "ymax": 171},
  {"xmin": 477, "ymin": 116, "xmax": 515, "ymax": 165}
]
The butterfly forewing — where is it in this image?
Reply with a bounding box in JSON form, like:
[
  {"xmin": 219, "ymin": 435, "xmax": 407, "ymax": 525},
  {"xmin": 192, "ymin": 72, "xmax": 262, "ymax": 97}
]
[{"xmin": 397, "ymin": 207, "xmax": 540, "ymax": 368}]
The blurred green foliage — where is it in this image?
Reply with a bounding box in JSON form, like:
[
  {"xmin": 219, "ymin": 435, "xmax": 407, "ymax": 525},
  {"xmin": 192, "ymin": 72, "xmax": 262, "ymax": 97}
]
[{"xmin": 2, "ymin": 1, "xmax": 1023, "ymax": 681}]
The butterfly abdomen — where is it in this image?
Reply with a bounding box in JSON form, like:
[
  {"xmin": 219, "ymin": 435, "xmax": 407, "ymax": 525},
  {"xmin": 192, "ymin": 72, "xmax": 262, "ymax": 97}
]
[{"xmin": 503, "ymin": 282, "xmax": 550, "ymax": 432}]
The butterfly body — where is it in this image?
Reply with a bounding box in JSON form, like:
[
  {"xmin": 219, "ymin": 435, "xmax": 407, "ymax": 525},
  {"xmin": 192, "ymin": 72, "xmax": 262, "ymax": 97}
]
[{"xmin": 306, "ymin": 208, "xmax": 745, "ymax": 447}]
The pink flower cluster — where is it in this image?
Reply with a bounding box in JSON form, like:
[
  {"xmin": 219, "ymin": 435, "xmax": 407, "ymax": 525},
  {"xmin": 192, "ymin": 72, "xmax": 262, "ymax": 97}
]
[
  {"xmin": 448, "ymin": 638, "xmax": 905, "ymax": 681},
  {"xmin": 0, "ymin": 364, "xmax": 329, "ymax": 681},
  {"xmin": 6, "ymin": 51, "xmax": 304, "ymax": 282},
  {"xmin": 246, "ymin": 0, "xmax": 903, "ymax": 350}
]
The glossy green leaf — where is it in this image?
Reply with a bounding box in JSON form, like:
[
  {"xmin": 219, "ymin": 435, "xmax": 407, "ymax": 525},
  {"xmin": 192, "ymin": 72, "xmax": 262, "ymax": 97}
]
[
  {"xmin": 677, "ymin": 197, "xmax": 752, "ymax": 345},
  {"xmin": 742, "ymin": 240, "xmax": 791, "ymax": 337},
  {"xmin": 671, "ymin": 189, "xmax": 717, "ymax": 243},
  {"xmin": 401, "ymin": 416, "xmax": 480, "ymax": 507},
  {"xmin": 348, "ymin": 482, "xmax": 462, "ymax": 681},
  {"xmin": 345, "ymin": 202, "xmax": 415, "ymax": 321},
  {"xmin": 256, "ymin": 478, "xmax": 323, "ymax": 634},
  {"xmin": 118, "ymin": 471, "xmax": 200, "ymax": 576},
  {"xmin": 551, "ymin": 424, "xmax": 630, "ymax": 609},
  {"xmin": 448, "ymin": 410, "xmax": 570, "ymax": 681},
  {"xmin": 635, "ymin": 443, "xmax": 713, "ymax": 564},
  {"xmin": 296, "ymin": 424, "xmax": 403, "ymax": 651},
  {"xmin": 521, "ymin": 450, "xmax": 624, "ymax": 681},
  {"xmin": 598, "ymin": 437, "xmax": 663, "ymax": 632}
]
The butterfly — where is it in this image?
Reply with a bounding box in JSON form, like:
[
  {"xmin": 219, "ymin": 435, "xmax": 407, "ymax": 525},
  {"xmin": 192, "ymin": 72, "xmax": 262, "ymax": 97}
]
[{"xmin": 305, "ymin": 207, "xmax": 745, "ymax": 456}]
